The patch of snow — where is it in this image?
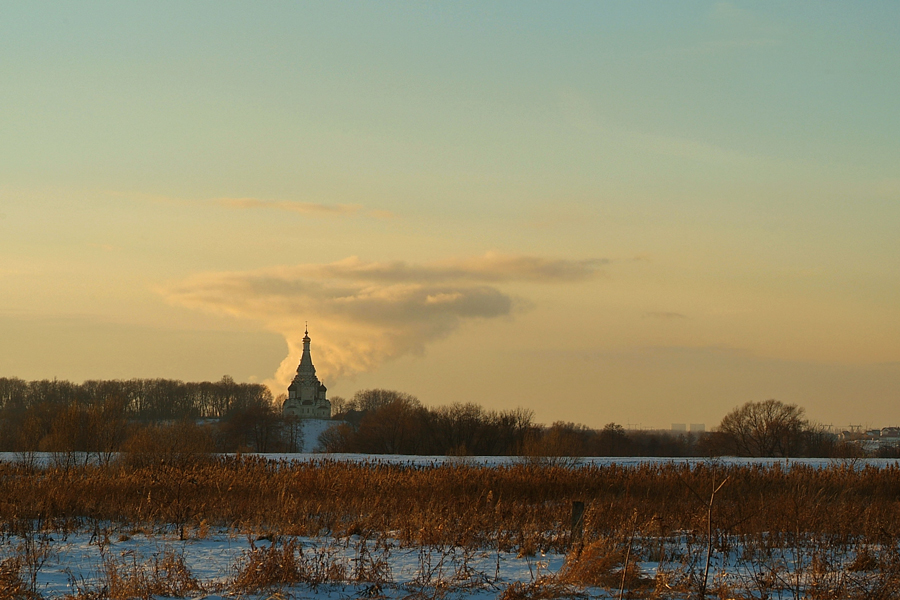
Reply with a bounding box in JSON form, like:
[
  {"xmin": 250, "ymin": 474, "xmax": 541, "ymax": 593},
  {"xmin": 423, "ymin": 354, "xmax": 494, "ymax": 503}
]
[
  {"xmin": 235, "ymin": 454, "xmax": 900, "ymax": 470},
  {"xmin": 16, "ymin": 531, "xmax": 565, "ymax": 599},
  {"xmin": 11, "ymin": 529, "xmax": 873, "ymax": 599},
  {"xmin": 1, "ymin": 452, "xmax": 897, "ymax": 470},
  {"xmin": 297, "ymin": 418, "xmax": 337, "ymax": 453}
]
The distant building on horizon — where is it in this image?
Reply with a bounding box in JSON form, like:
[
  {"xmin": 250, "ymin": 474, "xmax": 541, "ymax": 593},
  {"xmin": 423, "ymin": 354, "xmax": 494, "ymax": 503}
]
[
  {"xmin": 672, "ymin": 423, "xmax": 705, "ymax": 433},
  {"xmin": 281, "ymin": 327, "xmax": 331, "ymax": 419}
]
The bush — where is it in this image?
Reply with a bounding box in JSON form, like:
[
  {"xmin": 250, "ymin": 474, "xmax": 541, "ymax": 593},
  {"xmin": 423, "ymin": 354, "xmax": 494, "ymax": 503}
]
[{"xmin": 121, "ymin": 420, "xmax": 214, "ymax": 468}]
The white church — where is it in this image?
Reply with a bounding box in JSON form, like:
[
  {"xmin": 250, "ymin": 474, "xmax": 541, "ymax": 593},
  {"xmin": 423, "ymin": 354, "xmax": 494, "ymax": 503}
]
[{"xmin": 281, "ymin": 327, "xmax": 331, "ymax": 419}]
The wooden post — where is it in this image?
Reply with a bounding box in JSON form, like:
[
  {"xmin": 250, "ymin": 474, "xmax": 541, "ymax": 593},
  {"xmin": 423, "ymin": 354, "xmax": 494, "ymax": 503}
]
[{"xmin": 571, "ymin": 500, "xmax": 585, "ymax": 547}]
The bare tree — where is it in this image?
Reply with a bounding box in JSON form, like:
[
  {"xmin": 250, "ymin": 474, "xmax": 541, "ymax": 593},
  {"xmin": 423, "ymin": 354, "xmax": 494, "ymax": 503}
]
[
  {"xmin": 718, "ymin": 399, "xmax": 808, "ymax": 457},
  {"xmin": 353, "ymin": 396, "xmax": 426, "ymax": 454},
  {"xmin": 351, "ymin": 389, "xmax": 418, "ymax": 412},
  {"xmin": 329, "ymin": 395, "xmax": 346, "ymax": 417},
  {"xmin": 596, "ymin": 422, "xmax": 631, "ymax": 456}
]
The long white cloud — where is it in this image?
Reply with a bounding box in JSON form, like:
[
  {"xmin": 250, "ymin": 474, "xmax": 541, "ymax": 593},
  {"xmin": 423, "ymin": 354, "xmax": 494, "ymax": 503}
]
[{"xmin": 161, "ymin": 253, "xmax": 603, "ymax": 388}]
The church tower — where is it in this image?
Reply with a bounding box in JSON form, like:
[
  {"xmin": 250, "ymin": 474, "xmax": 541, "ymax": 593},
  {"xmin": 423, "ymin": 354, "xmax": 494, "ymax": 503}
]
[{"xmin": 281, "ymin": 326, "xmax": 331, "ymax": 419}]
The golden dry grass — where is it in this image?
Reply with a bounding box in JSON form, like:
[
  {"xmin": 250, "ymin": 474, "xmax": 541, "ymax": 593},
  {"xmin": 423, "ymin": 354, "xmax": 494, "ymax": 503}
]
[
  {"xmin": 3, "ymin": 458, "xmax": 900, "ymax": 599},
  {"xmin": 0, "ymin": 458, "xmax": 898, "ymax": 549}
]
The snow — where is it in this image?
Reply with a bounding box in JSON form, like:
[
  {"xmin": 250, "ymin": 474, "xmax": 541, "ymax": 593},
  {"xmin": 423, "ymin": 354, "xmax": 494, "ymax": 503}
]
[
  {"xmin": 1, "ymin": 452, "xmax": 893, "ymax": 597},
  {"xmin": 297, "ymin": 418, "xmax": 336, "ymax": 452},
  {"xmin": 15, "ymin": 530, "xmax": 567, "ymax": 599},
  {"xmin": 2, "ymin": 451, "xmax": 897, "ymax": 469},
  {"xmin": 228, "ymin": 454, "xmax": 900, "ymax": 469},
  {"xmin": 7, "ymin": 529, "xmax": 880, "ymax": 599}
]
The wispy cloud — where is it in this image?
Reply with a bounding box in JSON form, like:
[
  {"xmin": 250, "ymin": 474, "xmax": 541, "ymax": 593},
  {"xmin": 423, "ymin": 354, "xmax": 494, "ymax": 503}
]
[
  {"xmin": 280, "ymin": 253, "xmax": 608, "ymax": 285},
  {"xmin": 215, "ymin": 197, "xmax": 393, "ymax": 219},
  {"xmin": 104, "ymin": 190, "xmax": 394, "ymax": 218},
  {"xmin": 160, "ymin": 253, "xmax": 604, "ymax": 387}
]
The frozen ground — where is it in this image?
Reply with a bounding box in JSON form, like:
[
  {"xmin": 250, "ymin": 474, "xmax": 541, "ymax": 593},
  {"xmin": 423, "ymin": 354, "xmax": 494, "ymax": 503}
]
[
  {"xmin": 11, "ymin": 530, "xmax": 568, "ymax": 599},
  {"xmin": 244, "ymin": 453, "xmax": 900, "ymax": 469},
  {"xmin": 1, "ymin": 450, "xmax": 894, "ymax": 597},
  {"xmin": 7, "ymin": 528, "xmax": 884, "ymax": 599},
  {"xmin": 2, "ymin": 451, "xmax": 897, "ymax": 469},
  {"xmin": 297, "ymin": 418, "xmax": 334, "ymax": 452}
]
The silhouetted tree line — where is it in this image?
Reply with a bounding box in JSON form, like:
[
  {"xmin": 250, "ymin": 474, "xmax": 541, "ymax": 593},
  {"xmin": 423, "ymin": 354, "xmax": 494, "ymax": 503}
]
[
  {"xmin": 322, "ymin": 390, "xmax": 535, "ymax": 455},
  {"xmin": 0, "ymin": 376, "xmax": 299, "ymax": 455},
  {"xmin": 0, "ymin": 378, "xmax": 866, "ymax": 458},
  {"xmin": 0, "ymin": 376, "xmax": 271, "ymax": 420},
  {"xmin": 699, "ymin": 399, "xmax": 857, "ymax": 458},
  {"xmin": 321, "ymin": 389, "xmax": 701, "ymax": 457},
  {"xmin": 325, "ymin": 394, "xmax": 862, "ymax": 458}
]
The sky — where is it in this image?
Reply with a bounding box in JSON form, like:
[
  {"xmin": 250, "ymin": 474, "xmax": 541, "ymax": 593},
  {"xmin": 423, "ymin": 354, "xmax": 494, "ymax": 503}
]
[{"xmin": 1, "ymin": 1, "xmax": 899, "ymax": 430}]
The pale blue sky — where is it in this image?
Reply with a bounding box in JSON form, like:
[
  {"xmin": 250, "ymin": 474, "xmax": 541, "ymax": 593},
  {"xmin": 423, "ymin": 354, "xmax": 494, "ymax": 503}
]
[{"xmin": 1, "ymin": 2, "xmax": 899, "ymax": 428}]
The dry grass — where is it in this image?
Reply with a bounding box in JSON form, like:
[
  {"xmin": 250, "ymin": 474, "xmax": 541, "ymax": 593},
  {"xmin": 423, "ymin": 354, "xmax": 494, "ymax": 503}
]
[
  {"xmin": 229, "ymin": 536, "xmax": 398, "ymax": 593},
  {"xmin": 497, "ymin": 579, "xmax": 583, "ymax": 600},
  {"xmin": 230, "ymin": 538, "xmax": 305, "ymax": 593},
  {"xmin": 560, "ymin": 538, "xmax": 651, "ymax": 590},
  {"xmin": 63, "ymin": 546, "xmax": 202, "ymax": 600},
  {"xmin": 1, "ymin": 458, "xmax": 899, "ymax": 550},
  {"xmin": 2, "ymin": 458, "xmax": 900, "ymax": 598},
  {"xmin": 0, "ymin": 556, "xmax": 33, "ymax": 600}
]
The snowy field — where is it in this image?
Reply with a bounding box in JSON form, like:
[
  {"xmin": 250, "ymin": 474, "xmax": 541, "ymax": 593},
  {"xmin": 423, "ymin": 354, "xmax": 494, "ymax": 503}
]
[
  {"xmin": 12, "ymin": 529, "xmax": 568, "ymax": 599},
  {"xmin": 7, "ymin": 525, "xmax": 894, "ymax": 599},
  {"xmin": 238, "ymin": 453, "xmax": 900, "ymax": 469},
  {"xmin": 3, "ymin": 448, "xmax": 898, "ymax": 597},
  {"xmin": 2, "ymin": 450, "xmax": 897, "ymax": 469}
]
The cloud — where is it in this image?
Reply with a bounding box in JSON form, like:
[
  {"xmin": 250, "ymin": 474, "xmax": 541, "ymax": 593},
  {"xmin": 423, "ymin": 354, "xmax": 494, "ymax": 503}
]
[
  {"xmin": 215, "ymin": 197, "xmax": 393, "ymax": 218},
  {"xmin": 101, "ymin": 191, "xmax": 394, "ymax": 218},
  {"xmin": 278, "ymin": 253, "xmax": 607, "ymax": 285},
  {"xmin": 160, "ymin": 253, "xmax": 604, "ymax": 388}
]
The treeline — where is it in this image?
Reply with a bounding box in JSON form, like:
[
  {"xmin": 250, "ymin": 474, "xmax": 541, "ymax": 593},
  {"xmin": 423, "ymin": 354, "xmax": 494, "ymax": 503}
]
[
  {"xmin": 0, "ymin": 380, "xmax": 700, "ymax": 458},
  {"xmin": 0, "ymin": 376, "xmax": 297, "ymax": 456},
  {"xmin": 0, "ymin": 378, "xmax": 868, "ymax": 458},
  {"xmin": 0, "ymin": 376, "xmax": 271, "ymax": 420},
  {"xmin": 702, "ymin": 398, "xmax": 861, "ymax": 458},
  {"xmin": 323, "ymin": 389, "xmax": 697, "ymax": 457},
  {"xmin": 326, "ymin": 393, "xmax": 864, "ymax": 458}
]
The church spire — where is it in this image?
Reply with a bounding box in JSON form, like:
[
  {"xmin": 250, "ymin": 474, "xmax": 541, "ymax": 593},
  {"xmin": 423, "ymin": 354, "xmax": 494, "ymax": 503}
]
[
  {"xmin": 283, "ymin": 323, "xmax": 330, "ymax": 419},
  {"xmin": 297, "ymin": 324, "xmax": 315, "ymax": 376}
]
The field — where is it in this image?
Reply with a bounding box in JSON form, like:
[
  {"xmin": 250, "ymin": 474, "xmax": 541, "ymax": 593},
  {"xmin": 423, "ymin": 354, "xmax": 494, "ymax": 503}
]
[{"xmin": 2, "ymin": 455, "xmax": 900, "ymax": 599}]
